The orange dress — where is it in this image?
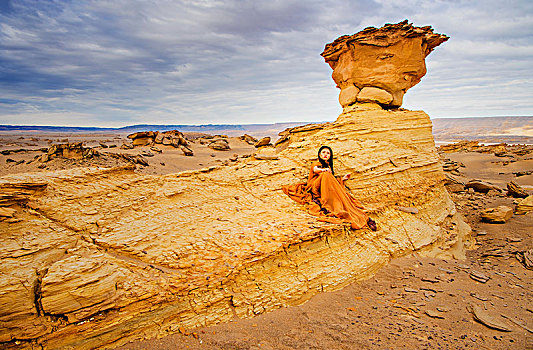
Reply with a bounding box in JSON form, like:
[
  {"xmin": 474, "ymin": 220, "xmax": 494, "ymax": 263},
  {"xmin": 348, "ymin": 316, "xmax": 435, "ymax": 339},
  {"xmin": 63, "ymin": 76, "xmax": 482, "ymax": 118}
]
[{"xmin": 283, "ymin": 162, "xmax": 369, "ymax": 229}]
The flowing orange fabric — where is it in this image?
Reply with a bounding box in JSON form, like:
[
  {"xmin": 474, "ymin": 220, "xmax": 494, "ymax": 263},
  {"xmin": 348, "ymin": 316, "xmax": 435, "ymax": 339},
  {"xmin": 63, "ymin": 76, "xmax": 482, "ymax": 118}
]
[{"xmin": 283, "ymin": 162, "xmax": 369, "ymax": 229}]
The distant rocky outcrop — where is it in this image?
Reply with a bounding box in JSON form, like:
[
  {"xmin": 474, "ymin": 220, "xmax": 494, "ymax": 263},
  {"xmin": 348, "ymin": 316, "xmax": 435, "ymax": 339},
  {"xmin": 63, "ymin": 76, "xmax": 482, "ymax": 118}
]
[
  {"xmin": 40, "ymin": 142, "xmax": 97, "ymax": 162},
  {"xmin": 207, "ymin": 138, "xmax": 231, "ymax": 151},
  {"xmin": 127, "ymin": 130, "xmax": 193, "ymax": 156},
  {"xmin": 239, "ymin": 134, "xmax": 258, "ymax": 145},
  {"xmin": 0, "ymin": 21, "xmax": 472, "ymax": 349},
  {"xmin": 321, "ymin": 20, "xmax": 448, "ymax": 109}
]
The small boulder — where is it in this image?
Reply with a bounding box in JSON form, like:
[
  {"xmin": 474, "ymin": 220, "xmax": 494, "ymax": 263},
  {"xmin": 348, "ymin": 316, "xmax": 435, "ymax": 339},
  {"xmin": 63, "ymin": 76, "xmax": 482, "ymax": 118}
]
[
  {"xmin": 208, "ymin": 139, "xmax": 230, "ymax": 151},
  {"xmin": 132, "ymin": 137, "xmax": 152, "ymax": 146},
  {"xmin": 154, "ymin": 132, "xmax": 164, "ymax": 144},
  {"xmin": 480, "ymin": 206, "xmax": 513, "ymax": 223},
  {"xmin": 465, "ymin": 180, "xmax": 501, "ymax": 194},
  {"xmin": 507, "ymin": 181, "xmax": 529, "ymax": 198},
  {"xmin": 357, "ymin": 87, "xmax": 393, "ymax": 105},
  {"xmin": 239, "ymin": 134, "xmax": 258, "ymax": 145},
  {"xmin": 445, "ymin": 183, "xmax": 464, "ymax": 193},
  {"xmin": 339, "ymin": 85, "xmax": 360, "ymax": 107},
  {"xmin": 254, "ymin": 137, "xmax": 271, "ymax": 148},
  {"xmin": 515, "ymin": 195, "xmax": 533, "ymax": 215},
  {"xmin": 127, "ymin": 132, "xmax": 155, "ymax": 146},
  {"xmin": 180, "ymin": 145, "xmax": 194, "ymax": 156}
]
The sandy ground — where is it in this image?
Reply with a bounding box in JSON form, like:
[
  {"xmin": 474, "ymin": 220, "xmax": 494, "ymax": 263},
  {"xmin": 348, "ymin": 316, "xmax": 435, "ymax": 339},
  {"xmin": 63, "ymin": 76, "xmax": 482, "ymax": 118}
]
[
  {"xmin": 0, "ymin": 132, "xmax": 256, "ymax": 177},
  {"xmin": 1, "ymin": 133, "xmax": 531, "ymax": 349}
]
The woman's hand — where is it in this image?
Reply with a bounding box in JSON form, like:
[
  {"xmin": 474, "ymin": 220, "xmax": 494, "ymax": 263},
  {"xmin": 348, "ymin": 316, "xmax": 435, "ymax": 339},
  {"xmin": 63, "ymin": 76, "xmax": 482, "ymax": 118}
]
[
  {"xmin": 342, "ymin": 173, "xmax": 351, "ymax": 181},
  {"xmin": 314, "ymin": 166, "xmax": 331, "ymax": 174}
]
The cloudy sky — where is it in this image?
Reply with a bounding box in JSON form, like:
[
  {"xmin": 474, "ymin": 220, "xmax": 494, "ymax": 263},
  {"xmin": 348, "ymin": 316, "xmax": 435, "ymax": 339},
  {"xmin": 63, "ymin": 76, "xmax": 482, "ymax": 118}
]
[{"xmin": 0, "ymin": 0, "xmax": 532, "ymax": 127}]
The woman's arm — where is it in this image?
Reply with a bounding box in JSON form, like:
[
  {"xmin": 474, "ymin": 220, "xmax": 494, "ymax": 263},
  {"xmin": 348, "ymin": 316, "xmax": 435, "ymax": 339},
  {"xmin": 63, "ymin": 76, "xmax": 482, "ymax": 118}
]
[{"xmin": 313, "ymin": 165, "xmax": 331, "ymax": 174}]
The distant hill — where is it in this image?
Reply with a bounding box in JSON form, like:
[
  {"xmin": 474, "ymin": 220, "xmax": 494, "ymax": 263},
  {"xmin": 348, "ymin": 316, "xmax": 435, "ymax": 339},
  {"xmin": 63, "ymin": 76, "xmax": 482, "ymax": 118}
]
[
  {"xmin": 0, "ymin": 122, "xmax": 304, "ymax": 139},
  {"xmin": 1, "ymin": 116, "xmax": 532, "ymax": 143},
  {"xmin": 432, "ymin": 116, "xmax": 533, "ymax": 143}
]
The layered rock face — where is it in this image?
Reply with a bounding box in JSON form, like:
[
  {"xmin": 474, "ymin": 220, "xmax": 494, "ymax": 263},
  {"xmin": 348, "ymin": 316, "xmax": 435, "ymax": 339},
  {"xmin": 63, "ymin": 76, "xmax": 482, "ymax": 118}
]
[
  {"xmin": 321, "ymin": 20, "xmax": 448, "ymax": 108},
  {"xmin": 0, "ymin": 22, "xmax": 469, "ymax": 349},
  {"xmin": 0, "ymin": 105, "xmax": 470, "ymax": 349}
]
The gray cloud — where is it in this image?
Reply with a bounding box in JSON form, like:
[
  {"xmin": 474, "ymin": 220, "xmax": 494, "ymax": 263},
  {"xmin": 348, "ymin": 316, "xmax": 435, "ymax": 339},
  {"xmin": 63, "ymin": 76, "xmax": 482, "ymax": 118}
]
[{"xmin": 0, "ymin": 0, "xmax": 531, "ymax": 126}]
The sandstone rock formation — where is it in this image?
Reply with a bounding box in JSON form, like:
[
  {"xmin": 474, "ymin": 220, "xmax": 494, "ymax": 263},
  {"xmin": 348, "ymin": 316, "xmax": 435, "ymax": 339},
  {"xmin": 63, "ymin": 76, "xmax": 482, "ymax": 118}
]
[
  {"xmin": 480, "ymin": 206, "xmax": 513, "ymax": 223},
  {"xmin": 127, "ymin": 130, "xmax": 189, "ymax": 148},
  {"xmin": 438, "ymin": 141, "xmax": 533, "ymax": 156},
  {"xmin": 321, "ymin": 20, "xmax": 448, "ymax": 108},
  {"xmin": 0, "ymin": 22, "xmax": 471, "ymax": 349},
  {"xmin": 515, "ymin": 195, "xmax": 533, "ymax": 215},
  {"xmin": 0, "ymin": 103, "xmax": 471, "ymax": 349},
  {"xmin": 507, "ymin": 181, "xmax": 529, "ymax": 198},
  {"xmin": 254, "ymin": 137, "xmax": 271, "ymax": 148},
  {"xmin": 465, "ymin": 180, "xmax": 502, "ymax": 194},
  {"xmin": 239, "ymin": 134, "xmax": 258, "ymax": 145},
  {"xmin": 208, "ymin": 138, "xmax": 230, "ymax": 151},
  {"xmin": 42, "ymin": 142, "xmax": 96, "ymax": 161}
]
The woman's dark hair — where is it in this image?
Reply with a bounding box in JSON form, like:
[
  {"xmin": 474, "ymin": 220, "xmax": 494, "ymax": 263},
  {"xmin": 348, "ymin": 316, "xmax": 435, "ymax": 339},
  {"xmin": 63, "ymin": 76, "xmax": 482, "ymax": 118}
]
[{"xmin": 318, "ymin": 145, "xmax": 334, "ymax": 175}]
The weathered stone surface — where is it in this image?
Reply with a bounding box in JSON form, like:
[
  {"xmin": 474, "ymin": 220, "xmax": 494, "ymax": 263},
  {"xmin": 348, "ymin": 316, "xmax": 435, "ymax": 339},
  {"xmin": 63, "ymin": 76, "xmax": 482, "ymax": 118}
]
[
  {"xmin": 480, "ymin": 206, "xmax": 513, "ymax": 223},
  {"xmin": 239, "ymin": 134, "xmax": 258, "ymax": 145},
  {"xmin": 507, "ymin": 181, "xmax": 529, "ymax": 198},
  {"xmin": 47, "ymin": 143, "xmax": 91, "ymax": 160},
  {"xmin": 438, "ymin": 141, "xmax": 533, "ymax": 156},
  {"xmin": 0, "ymin": 181, "xmax": 47, "ymax": 205},
  {"xmin": 0, "ymin": 105, "xmax": 471, "ymax": 349},
  {"xmin": 465, "ymin": 180, "xmax": 501, "ymax": 194},
  {"xmin": 255, "ymin": 137, "xmax": 271, "ymax": 148},
  {"xmin": 339, "ymin": 84, "xmax": 360, "ymax": 107},
  {"xmin": 154, "ymin": 132, "xmax": 165, "ymax": 144},
  {"xmin": 208, "ymin": 139, "xmax": 230, "ymax": 151},
  {"xmin": 357, "ymin": 87, "xmax": 393, "ymax": 105},
  {"xmin": 132, "ymin": 137, "xmax": 152, "ymax": 146},
  {"xmin": 128, "ymin": 130, "xmax": 188, "ymax": 148},
  {"xmin": 515, "ymin": 195, "xmax": 533, "ymax": 215},
  {"xmin": 321, "ymin": 20, "xmax": 448, "ymax": 108},
  {"xmin": 0, "ymin": 207, "xmax": 16, "ymax": 217},
  {"xmin": 471, "ymin": 305, "xmax": 512, "ymax": 332},
  {"xmin": 516, "ymin": 249, "xmax": 533, "ymax": 270},
  {"xmin": 180, "ymin": 145, "xmax": 194, "ymax": 156}
]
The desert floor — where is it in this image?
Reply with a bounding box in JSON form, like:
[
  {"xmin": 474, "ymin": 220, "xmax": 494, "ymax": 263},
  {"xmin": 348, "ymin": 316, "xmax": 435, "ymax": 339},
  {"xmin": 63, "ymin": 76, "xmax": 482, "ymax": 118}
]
[
  {"xmin": 0, "ymin": 132, "xmax": 257, "ymax": 177},
  {"xmin": 1, "ymin": 133, "xmax": 531, "ymax": 349}
]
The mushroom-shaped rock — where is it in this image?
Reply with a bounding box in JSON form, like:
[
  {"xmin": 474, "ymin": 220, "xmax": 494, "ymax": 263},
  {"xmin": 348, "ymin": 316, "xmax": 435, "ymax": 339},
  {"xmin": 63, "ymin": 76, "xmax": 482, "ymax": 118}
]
[{"xmin": 321, "ymin": 20, "xmax": 448, "ymax": 108}]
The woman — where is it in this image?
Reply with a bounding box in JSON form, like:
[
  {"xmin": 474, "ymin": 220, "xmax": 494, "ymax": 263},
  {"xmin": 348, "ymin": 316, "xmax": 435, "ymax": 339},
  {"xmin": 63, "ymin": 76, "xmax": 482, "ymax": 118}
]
[{"xmin": 283, "ymin": 146, "xmax": 377, "ymax": 231}]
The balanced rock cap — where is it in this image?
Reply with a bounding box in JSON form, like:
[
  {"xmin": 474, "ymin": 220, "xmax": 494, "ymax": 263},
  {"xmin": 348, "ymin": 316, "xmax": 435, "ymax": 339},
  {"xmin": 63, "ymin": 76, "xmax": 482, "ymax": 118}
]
[{"xmin": 321, "ymin": 20, "xmax": 449, "ymax": 109}]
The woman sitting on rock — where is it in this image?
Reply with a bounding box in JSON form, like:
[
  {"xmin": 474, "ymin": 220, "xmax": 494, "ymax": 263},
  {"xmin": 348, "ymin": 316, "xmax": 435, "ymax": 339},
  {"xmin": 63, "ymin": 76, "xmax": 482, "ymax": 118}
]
[{"xmin": 283, "ymin": 145, "xmax": 377, "ymax": 231}]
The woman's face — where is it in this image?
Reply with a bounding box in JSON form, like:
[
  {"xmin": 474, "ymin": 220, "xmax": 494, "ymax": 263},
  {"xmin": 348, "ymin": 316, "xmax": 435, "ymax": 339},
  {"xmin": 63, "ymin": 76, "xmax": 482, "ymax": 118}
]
[{"xmin": 319, "ymin": 148, "xmax": 331, "ymax": 162}]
